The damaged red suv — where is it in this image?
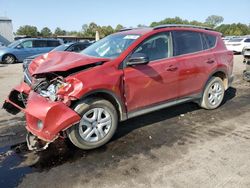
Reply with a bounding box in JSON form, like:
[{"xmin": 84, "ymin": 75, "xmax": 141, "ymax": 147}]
[{"xmin": 3, "ymin": 25, "xmax": 234, "ymax": 150}]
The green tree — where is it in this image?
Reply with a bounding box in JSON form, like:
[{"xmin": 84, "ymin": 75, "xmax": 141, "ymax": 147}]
[
  {"xmin": 150, "ymin": 16, "xmax": 189, "ymax": 27},
  {"xmin": 54, "ymin": 27, "xmax": 66, "ymax": 36},
  {"xmin": 100, "ymin": 25, "xmax": 114, "ymax": 37},
  {"xmin": 16, "ymin": 25, "xmax": 38, "ymax": 37},
  {"xmin": 115, "ymin": 24, "xmax": 124, "ymax": 31},
  {"xmin": 205, "ymin": 15, "xmax": 224, "ymax": 28},
  {"xmin": 40, "ymin": 27, "xmax": 52, "ymax": 37},
  {"xmin": 216, "ymin": 23, "xmax": 250, "ymax": 36},
  {"xmin": 82, "ymin": 22, "xmax": 99, "ymax": 38}
]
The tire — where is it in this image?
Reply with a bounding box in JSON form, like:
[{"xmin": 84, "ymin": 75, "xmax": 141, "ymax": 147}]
[
  {"xmin": 200, "ymin": 77, "xmax": 225, "ymax": 110},
  {"xmin": 2, "ymin": 54, "xmax": 16, "ymax": 64},
  {"xmin": 67, "ymin": 98, "xmax": 118, "ymax": 150}
]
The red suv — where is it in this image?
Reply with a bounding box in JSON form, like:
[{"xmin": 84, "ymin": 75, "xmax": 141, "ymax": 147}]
[{"xmin": 3, "ymin": 25, "xmax": 234, "ymax": 150}]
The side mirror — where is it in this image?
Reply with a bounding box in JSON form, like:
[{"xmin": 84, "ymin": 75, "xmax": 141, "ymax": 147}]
[
  {"xmin": 16, "ymin": 45, "xmax": 23, "ymax": 49},
  {"xmin": 127, "ymin": 53, "xmax": 149, "ymax": 66}
]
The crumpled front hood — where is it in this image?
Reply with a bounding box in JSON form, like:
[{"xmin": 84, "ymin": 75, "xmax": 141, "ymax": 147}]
[{"xmin": 29, "ymin": 51, "xmax": 110, "ymax": 76}]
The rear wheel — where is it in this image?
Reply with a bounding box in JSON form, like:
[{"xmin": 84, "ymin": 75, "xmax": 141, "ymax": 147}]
[
  {"xmin": 200, "ymin": 77, "xmax": 225, "ymax": 109},
  {"xmin": 2, "ymin": 54, "xmax": 16, "ymax": 64},
  {"xmin": 67, "ymin": 98, "xmax": 118, "ymax": 150}
]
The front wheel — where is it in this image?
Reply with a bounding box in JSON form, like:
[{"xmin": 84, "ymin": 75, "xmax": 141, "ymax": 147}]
[
  {"xmin": 2, "ymin": 54, "xmax": 16, "ymax": 64},
  {"xmin": 199, "ymin": 77, "xmax": 225, "ymax": 109},
  {"xmin": 67, "ymin": 98, "xmax": 118, "ymax": 150}
]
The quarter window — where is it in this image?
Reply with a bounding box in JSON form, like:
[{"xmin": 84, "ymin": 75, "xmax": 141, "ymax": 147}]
[
  {"xmin": 133, "ymin": 33, "xmax": 171, "ymax": 61},
  {"xmin": 204, "ymin": 34, "xmax": 217, "ymax": 48},
  {"xmin": 173, "ymin": 31, "xmax": 203, "ymax": 56}
]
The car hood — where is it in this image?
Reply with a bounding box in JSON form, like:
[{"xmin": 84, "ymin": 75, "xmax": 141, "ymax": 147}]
[{"xmin": 29, "ymin": 51, "xmax": 110, "ymax": 76}]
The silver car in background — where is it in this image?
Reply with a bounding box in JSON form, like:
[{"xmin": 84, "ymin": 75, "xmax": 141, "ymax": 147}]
[{"xmin": 0, "ymin": 38, "xmax": 63, "ymax": 64}]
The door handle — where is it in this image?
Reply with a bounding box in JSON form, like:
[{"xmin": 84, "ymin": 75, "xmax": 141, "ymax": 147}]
[
  {"xmin": 166, "ymin": 66, "xmax": 178, "ymax": 71},
  {"xmin": 206, "ymin": 59, "xmax": 215, "ymax": 64}
]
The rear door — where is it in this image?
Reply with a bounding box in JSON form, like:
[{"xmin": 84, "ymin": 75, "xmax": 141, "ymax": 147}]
[
  {"xmin": 172, "ymin": 30, "xmax": 217, "ymax": 97},
  {"xmin": 123, "ymin": 32, "xmax": 180, "ymax": 112}
]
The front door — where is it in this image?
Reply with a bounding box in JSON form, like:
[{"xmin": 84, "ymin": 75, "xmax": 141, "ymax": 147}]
[{"xmin": 123, "ymin": 32, "xmax": 180, "ymax": 113}]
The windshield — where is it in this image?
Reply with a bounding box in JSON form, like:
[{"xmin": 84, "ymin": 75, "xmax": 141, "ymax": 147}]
[
  {"xmin": 229, "ymin": 38, "xmax": 243, "ymax": 42},
  {"xmin": 51, "ymin": 43, "xmax": 71, "ymax": 52},
  {"xmin": 81, "ymin": 34, "xmax": 140, "ymax": 58},
  {"xmin": 7, "ymin": 40, "xmax": 21, "ymax": 48}
]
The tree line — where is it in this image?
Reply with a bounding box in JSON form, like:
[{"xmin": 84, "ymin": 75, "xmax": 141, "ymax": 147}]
[{"xmin": 15, "ymin": 15, "xmax": 250, "ymax": 38}]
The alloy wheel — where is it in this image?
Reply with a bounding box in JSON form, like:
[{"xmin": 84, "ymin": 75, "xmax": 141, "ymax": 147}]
[{"xmin": 79, "ymin": 108, "xmax": 112, "ymax": 142}]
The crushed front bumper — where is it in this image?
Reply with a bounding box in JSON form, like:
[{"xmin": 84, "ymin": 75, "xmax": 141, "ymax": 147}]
[{"xmin": 3, "ymin": 82, "xmax": 81, "ymax": 142}]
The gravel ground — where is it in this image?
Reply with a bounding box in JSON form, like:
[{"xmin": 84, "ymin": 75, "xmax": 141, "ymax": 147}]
[{"xmin": 0, "ymin": 55, "xmax": 250, "ymax": 188}]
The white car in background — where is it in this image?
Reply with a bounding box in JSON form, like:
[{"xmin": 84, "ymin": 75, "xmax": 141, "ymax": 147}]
[
  {"xmin": 226, "ymin": 38, "xmax": 250, "ymax": 53},
  {"xmin": 222, "ymin": 36, "xmax": 236, "ymax": 45}
]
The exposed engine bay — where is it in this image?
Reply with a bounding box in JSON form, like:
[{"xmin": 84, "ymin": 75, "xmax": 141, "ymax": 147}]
[{"xmin": 32, "ymin": 76, "xmax": 67, "ymax": 101}]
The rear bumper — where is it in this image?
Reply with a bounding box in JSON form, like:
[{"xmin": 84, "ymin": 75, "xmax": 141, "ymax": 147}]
[{"xmin": 3, "ymin": 83, "xmax": 81, "ymax": 142}]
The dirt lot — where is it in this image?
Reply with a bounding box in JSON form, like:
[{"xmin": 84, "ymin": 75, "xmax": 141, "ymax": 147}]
[{"xmin": 0, "ymin": 56, "xmax": 250, "ymax": 188}]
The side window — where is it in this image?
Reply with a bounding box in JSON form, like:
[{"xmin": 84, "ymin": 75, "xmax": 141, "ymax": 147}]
[
  {"xmin": 204, "ymin": 34, "xmax": 217, "ymax": 49},
  {"xmin": 133, "ymin": 32, "xmax": 171, "ymax": 61},
  {"xmin": 173, "ymin": 31, "xmax": 203, "ymax": 56},
  {"xmin": 47, "ymin": 40, "xmax": 60, "ymax": 47},
  {"xmin": 244, "ymin": 38, "xmax": 250, "ymax": 43},
  {"xmin": 33, "ymin": 40, "xmax": 47, "ymax": 48},
  {"xmin": 67, "ymin": 44, "xmax": 83, "ymax": 52},
  {"xmin": 21, "ymin": 40, "xmax": 33, "ymax": 48}
]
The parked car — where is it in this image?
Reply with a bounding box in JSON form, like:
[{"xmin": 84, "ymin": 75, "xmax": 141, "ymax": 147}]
[
  {"xmin": 3, "ymin": 25, "xmax": 234, "ymax": 151},
  {"xmin": 0, "ymin": 38, "xmax": 63, "ymax": 64},
  {"xmin": 226, "ymin": 37, "xmax": 250, "ymax": 53},
  {"xmin": 222, "ymin": 36, "xmax": 236, "ymax": 45},
  {"xmin": 23, "ymin": 41, "xmax": 93, "ymax": 70}
]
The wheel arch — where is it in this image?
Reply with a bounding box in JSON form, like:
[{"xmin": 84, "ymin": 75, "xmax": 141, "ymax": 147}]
[
  {"xmin": 204, "ymin": 69, "xmax": 229, "ymax": 91},
  {"xmin": 79, "ymin": 89, "xmax": 127, "ymax": 121}
]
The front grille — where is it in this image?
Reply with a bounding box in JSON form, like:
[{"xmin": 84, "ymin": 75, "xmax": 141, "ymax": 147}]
[{"xmin": 24, "ymin": 68, "xmax": 32, "ymax": 86}]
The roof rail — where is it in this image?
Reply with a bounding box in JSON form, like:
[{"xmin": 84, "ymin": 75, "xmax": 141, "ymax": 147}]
[{"xmin": 153, "ymin": 24, "xmax": 214, "ymax": 31}]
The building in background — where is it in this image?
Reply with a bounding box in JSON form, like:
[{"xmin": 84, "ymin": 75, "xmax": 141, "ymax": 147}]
[{"xmin": 0, "ymin": 17, "xmax": 14, "ymax": 45}]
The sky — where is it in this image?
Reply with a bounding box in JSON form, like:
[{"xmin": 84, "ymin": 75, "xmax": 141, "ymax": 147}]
[{"xmin": 0, "ymin": 0, "xmax": 249, "ymax": 32}]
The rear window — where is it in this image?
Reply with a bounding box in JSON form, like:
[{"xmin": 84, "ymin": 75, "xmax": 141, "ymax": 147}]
[
  {"xmin": 47, "ymin": 40, "xmax": 61, "ymax": 47},
  {"xmin": 173, "ymin": 31, "xmax": 203, "ymax": 56}
]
